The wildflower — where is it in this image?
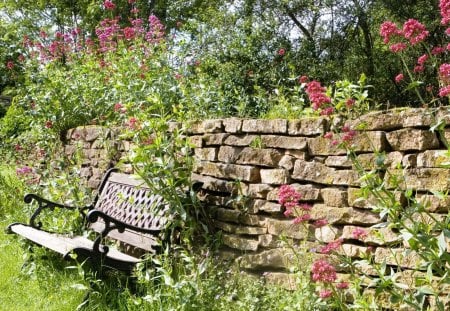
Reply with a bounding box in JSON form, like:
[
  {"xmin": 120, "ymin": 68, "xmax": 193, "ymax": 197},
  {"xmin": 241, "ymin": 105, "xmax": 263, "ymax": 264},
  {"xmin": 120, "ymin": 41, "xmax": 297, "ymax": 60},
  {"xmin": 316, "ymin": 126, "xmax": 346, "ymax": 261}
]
[
  {"xmin": 439, "ymin": 63, "xmax": 450, "ymax": 79},
  {"xmin": 293, "ymin": 214, "xmax": 311, "ymax": 224},
  {"xmin": 45, "ymin": 120, "xmax": 53, "ymax": 128},
  {"xmin": 319, "ymin": 290, "xmax": 333, "ymax": 299},
  {"xmin": 402, "ymin": 19, "xmax": 429, "ymax": 45},
  {"xmin": 389, "ymin": 42, "xmax": 407, "ymax": 53},
  {"xmin": 331, "ymin": 140, "xmax": 339, "ymax": 146},
  {"xmin": 336, "ymin": 282, "xmax": 349, "ymax": 290},
  {"xmin": 18, "ymin": 54, "xmax": 25, "ymax": 63},
  {"xmin": 175, "ymin": 73, "xmax": 182, "ymax": 80},
  {"xmin": 380, "ymin": 21, "xmax": 401, "ymax": 44},
  {"xmin": 311, "ymin": 259, "xmax": 337, "ymax": 283},
  {"xmin": 306, "ymin": 80, "xmax": 326, "ymax": 95},
  {"xmin": 346, "ymin": 98, "xmax": 355, "ymax": 107},
  {"xmin": 352, "ymin": 227, "xmax": 368, "ymax": 239},
  {"xmin": 278, "ymin": 184, "xmax": 302, "ymax": 208},
  {"xmin": 278, "ymin": 48, "xmax": 286, "ymax": 56},
  {"xmin": 323, "ymin": 132, "xmax": 333, "ymax": 139},
  {"xmin": 313, "ymin": 218, "xmax": 328, "ymax": 228},
  {"xmin": 123, "ymin": 27, "xmax": 136, "ymax": 40},
  {"xmin": 432, "ymin": 46, "xmax": 445, "ymax": 55},
  {"xmin": 104, "ymin": 0, "xmax": 116, "ymax": 10},
  {"xmin": 342, "ymin": 130, "xmax": 357, "ymax": 142},
  {"xmin": 439, "ymin": 85, "xmax": 450, "ymax": 97},
  {"xmin": 128, "ymin": 117, "xmax": 139, "ymax": 129},
  {"xmin": 299, "ymin": 75, "xmax": 308, "ymax": 84},
  {"xmin": 14, "ymin": 144, "xmax": 23, "ymax": 151},
  {"xmin": 413, "ymin": 65, "xmax": 424, "ymax": 73},
  {"xmin": 114, "ymin": 102, "xmax": 125, "ymax": 113},
  {"xmin": 16, "ymin": 166, "xmax": 33, "ymax": 176},
  {"xmin": 395, "ymin": 73, "xmax": 404, "ymax": 83},
  {"xmin": 6, "ymin": 61, "xmax": 14, "ymax": 70},
  {"xmin": 440, "ymin": 0, "xmax": 450, "ymax": 25},
  {"xmin": 320, "ymin": 107, "xmax": 334, "ymax": 116},
  {"xmin": 319, "ymin": 238, "xmax": 343, "ymax": 254},
  {"xmin": 417, "ymin": 54, "xmax": 428, "ymax": 65},
  {"xmin": 130, "ymin": 8, "xmax": 139, "ymax": 14}
]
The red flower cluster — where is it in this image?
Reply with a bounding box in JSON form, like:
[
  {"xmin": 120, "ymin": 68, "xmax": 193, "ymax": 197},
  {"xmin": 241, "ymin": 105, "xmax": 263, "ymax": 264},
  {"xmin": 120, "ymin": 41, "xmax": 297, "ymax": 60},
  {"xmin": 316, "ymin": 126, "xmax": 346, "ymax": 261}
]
[
  {"xmin": 380, "ymin": 19, "xmax": 429, "ymax": 49},
  {"xmin": 440, "ymin": 0, "xmax": 450, "ymax": 25},
  {"xmin": 319, "ymin": 238, "xmax": 343, "ymax": 254},
  {"xmin": 352, "ymin": 227, "xmax": 368, "ymax": 239},
  {"xmin": 278, "ymin": 185, "xmax": 312, "ymax": 224},
  {"xmin": 305, "ymin": 80, "xmax": 331, "ymax": 111},
  {"xmin": 402, "ymin": 19, "xmax": 429, "ymax": 45},
  {"xmin": 311, "ymin": 259, "xmax": 337, "ymax": 283}
]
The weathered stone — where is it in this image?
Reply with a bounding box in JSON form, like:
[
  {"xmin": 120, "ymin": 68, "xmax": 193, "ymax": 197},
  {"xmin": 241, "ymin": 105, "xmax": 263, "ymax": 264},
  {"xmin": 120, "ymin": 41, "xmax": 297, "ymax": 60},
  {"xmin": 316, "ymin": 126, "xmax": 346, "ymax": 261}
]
[
  {"xmin": 307, "ymin": 136, "xmax": 346, "ymax": 156},
  {"xmin": 341, "ymin": 225, "xmax": 401, "ymax": 245},
  {"xmin": 224, "ymin": 134, "xmax": 258, "ymax": 146},
  {"xmin": 417, "ymin": 150, "xmax": 449, "ymax": 167},
  {"xmin": 239, "ymin": 248, "xmax": 296, "ymax": 270},
  {"xmin": 356, "ymin": 151, "xmax": 403, "ymax": 170},
  {"xmin": 267, "ymin": 219, "xmax": 309, "ymax": 240},
  {"xmin": 311, "ymin": 205, "xmax": 379, "ymax": 225},
  {"xmin": 279, "ymin": 155, "xmax": 296, "ymax": 171},
  {"xmin": 347, "ymin": 187, "xmax": 404, "ymax": 209},
  {"xmin": 242, "ymin": 119, "xmax": 288, "ymax": 134},
  {"xmin": 87, "ymin": 177, "xmax": 101, "ymax": 189},
  {"xmin": 401, "ymin": 108, "xmax": 435, "ymax": 128},
  {"xmin": 217, "ymin": 146, "xmax": 243, "ymax": 163},
  {"xmin": 194, "ymin": 148, "xmax": 217, "ymax": 161},
  {"xmin": 85, "ymin": 126, "xmax": 108, "ymax": 142},
  {"xmin": 214, "ymin": 221, "xmax": 266, "ymax": 235},
  {"xmin": 222, "ymin": 234, "xmax": 259, "ymax": 251},
  {"xmin": 215, "ymin": 208, "xmax": 240, "ymax": 223},
  {"xmin": 386, "ymin": 168, "xmax": 450, "ymax": 191},
  {"xmin": 292, "ymin": 160, "xmax": 358, "ymax": 186},
  {"xmin": 325, "ymin": 156, "xmax": 352, "ymax": 168},
  {"xmin": 236, "ymin": 148, "xmax": 283, "ymax": 167},
  {"xmin": 338, "ymin": 244, "xmax": 368, "ymax": 258},
  {"xmin": 416, "ymin": 194, "xmax": 450, "ymax": 212},
  {"xmin": 260, "ymin": 169, "xmax": 289, "ymax": 184},
  {"xmin": 223, "ymin": 118, "xmax": 242, "ymax": 133},
  {"xmin": 188, "ymin": 135, "xmax": 203, "ymax": 148},
  {"xmin": 321, "ymin": 188, "xmax": 348, "ymax": 207},
  {"xmin": 258, "ymin": 234, "xmax": 282, "ymax": 248},
  {"xmin": 264, "ymin": 272, "xmax": 298, "ymax": 290},
  {"xmin": 374, "ymin": 247, "xmax": 423, "ymax": 269},
  {"xmin": 79, "ymin": 167, "xmax": 92, "ymax": 178},
  {"xmin": 239, "ymin": 214, "xmax": 268, "ymax": 227},
  {"xmin": 402, "ymin": 154, "xmax": 417, "ymax": 168},
  {"xmin": 349, "ymin": 110, "xmax": 403, "ymax": 131},
  {"xmin": 203, "ymin": 133, "xmax": 229, "ymax": 146},
  {"xmin": 187, "ymin": 119, "xmax": 223, "ymax": 134},
  {"xmin": 191, "ymin": 173, "xmax": 247, "ymax": 194},
  {"xmin": 247, "ymin": 184, "xmax": 274, "ymax": 199},
  {"xmin": 252, "ymin": 199, "xmax": 282, "ymax": 213},
  {"xmin": 65, "ymin": 145, "xmax": 77, "ymax": 156},
  {"xmin": 284, "ymin": 150, "xmax": 308, "ymax": 160},
  {"xmin": 315, "ymin": 226, "xmax": 342, "ymax": 243},
  {"xmin": 260, "ymin": 135, "xmax": 307, "ymax": 150},
  {"xmin": 288, "ymin": 117, "xmax": 328, "ymax": 136},
  {"xmin": 193, "ymin": 161, "xmax": 260, "ymax": 182},
  {"xmin": 443, "ymin": 129, "xmax": 450, "ymax": 146},
  {"xmin": 386, "ymin": 129, "xmax": 439, "ymax": 151},
  {"xmin": 267, "ymin": 184, "xmax": 321, "ymax": 201}
]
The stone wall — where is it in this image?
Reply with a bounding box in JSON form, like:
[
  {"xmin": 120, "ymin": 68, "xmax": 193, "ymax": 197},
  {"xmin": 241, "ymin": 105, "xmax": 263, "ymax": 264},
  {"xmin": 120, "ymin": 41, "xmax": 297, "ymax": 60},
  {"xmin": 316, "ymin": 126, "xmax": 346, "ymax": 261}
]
[{"xmin": 64, "ymin": 107, "xmax": 450, "ymax": 293}]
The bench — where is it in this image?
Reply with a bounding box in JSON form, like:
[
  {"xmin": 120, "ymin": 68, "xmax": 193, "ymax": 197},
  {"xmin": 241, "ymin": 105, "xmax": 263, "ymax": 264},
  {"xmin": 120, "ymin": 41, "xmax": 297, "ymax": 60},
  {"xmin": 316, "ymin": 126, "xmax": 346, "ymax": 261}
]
[{"xmin": 7, "ymin": 168, "xmax": 192, "ymax": 273}]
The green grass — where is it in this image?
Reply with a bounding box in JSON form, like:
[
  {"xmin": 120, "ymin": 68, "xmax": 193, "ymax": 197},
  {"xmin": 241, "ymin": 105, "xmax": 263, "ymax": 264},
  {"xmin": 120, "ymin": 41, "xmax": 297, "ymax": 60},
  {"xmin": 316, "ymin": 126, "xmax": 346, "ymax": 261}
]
[{"xmin": 0, "ymin": 166, "xmax": 86, "ymax": 311}]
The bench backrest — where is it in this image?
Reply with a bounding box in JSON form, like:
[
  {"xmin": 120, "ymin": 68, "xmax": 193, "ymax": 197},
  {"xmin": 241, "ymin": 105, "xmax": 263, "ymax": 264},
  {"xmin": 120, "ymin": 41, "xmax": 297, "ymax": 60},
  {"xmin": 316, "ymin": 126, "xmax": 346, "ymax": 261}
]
[{"xmin": 90, "ymin": 170, "xmax": 168, "ymax": 253}]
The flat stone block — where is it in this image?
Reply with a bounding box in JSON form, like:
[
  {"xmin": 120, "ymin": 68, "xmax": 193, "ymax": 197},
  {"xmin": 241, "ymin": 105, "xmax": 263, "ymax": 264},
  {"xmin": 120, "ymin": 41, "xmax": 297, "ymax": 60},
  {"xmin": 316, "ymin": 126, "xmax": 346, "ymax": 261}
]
[
  {"xmin": 260, "ymin": 169, "xmax": 289, "ymax": 184},
  {"xmin": 222, "ymin": 234, "xmax": 259, "ymax": 251},
  {"xmin": 224, "ymin": 134, "xmax": 258, "ymax": 146},
  {"xmin": 260, "ymin": 135, "xmax": 307, "ymax": 150},
  {"xmin": 194, "ymin": 148, "xmax": 217, "ymax": 161},
  {"xmin": 267, "ymin": 219, "xmax": 309, "ymax": 240},
  {"xmin": 288, "ymin": 117, "xmax": 328, "ymax": 136},
  {"xmin": 218, "ymin": 146, "xmax": 243, "ymax": 163},
  {"xmin": 193, "ymin": 161, "xmax": 260, "ymax": 182},
  {"xmin": 203, "ymin": 133, "xmax": 229, "ymax": 146},
  {"xmin": 417, "ymin": 150, "xmax": 449, "ymax": 167},
  {"xmin": 236, "ymin": 148, "xmax": 283, "ymax": 167},
  {"xmin": 223, "ymin": 118, "xmax": 242, "ymax": 133},
  {"xmin": 386, "ymin": 129, "xmax": 439, "ymax": 151},
  {"xmin": 242, "ymin": 119, "xmax": 288, "ymax": 134}
]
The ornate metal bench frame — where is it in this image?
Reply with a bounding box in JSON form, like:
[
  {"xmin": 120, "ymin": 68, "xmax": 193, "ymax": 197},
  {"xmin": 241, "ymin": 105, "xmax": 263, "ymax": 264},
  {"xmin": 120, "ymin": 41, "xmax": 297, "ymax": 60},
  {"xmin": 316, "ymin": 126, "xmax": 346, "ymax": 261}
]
[{"xmin": 7, "ymin": 168, "xmax": 197, "ymax": 273}]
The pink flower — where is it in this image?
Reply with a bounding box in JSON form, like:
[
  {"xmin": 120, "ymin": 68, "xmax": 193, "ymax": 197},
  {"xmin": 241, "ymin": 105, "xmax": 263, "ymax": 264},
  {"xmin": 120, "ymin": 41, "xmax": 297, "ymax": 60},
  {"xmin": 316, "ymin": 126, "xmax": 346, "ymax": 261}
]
[
  {"xmin": 319, "ymin": 238, "xmax": 343, "ymax": 254},
  {"xmin": 45, "ymin": 120, "xmax": 53, "ymax": 128},
  {"xmin": 380, "ymin": 21, "xmax": 401, "ymax": 44},
  {"xmin": 413, "ymin": 65, "xmax": 424, "ymax": 73},
  {"xmin": 104, "ymin": 0, "xmax": 116, "ymax": 10},
  {"xmin": 323, "ymin": 132, "xmax": 333, "ymax": 139},
  {"xmin": 389, "ymin": 42, "xmax": 407, "ymax": 53},
  {"xmin": 417, "ymin": 54, "xmax": 428, "ymax": 65},
  {"xmin": 320, "ymin": 107, "xmax": 334, "ymax": 116},
  {"xmin": 342, "ymin": 130, "xmax": 357, "ymax": 142},
  {"xmin": 402, "ymin": 19, "xmax": 429, "ymax": 45},
  {"xmin": 306, "ymin": 81, "xmax": 326, "ymax": 95},
  {"xmin": 278, "ymin": 185, "xmax": 302, "ymax": 207},
  {"xmin": 6, "ymin": 60, "xmax": 14, "ymax": 70},
  {"xmin": 432, "ymin": 46, "xmax": 445, "ymax": 55},
  {"xmin": 278, "ymin": 48, "xmax": 286, "ymax": 56},
  {"xmin": 336, "ymin": 282, "xmax": 349, "ymax": 289},
  {"xmin": 123, "ymin": 27, "xmax": 136, "ymax": 40},
  {"xmin": 439, "ymin": 85, "xmax": 450, "ymax": 97},
  {"xmin": 313, "ymin": 218, "xmax": 328, "ymax": 228},
  {"xmin": 299, "ymin": 75, "xmax": 308, "ymax": 84},
  {"xmin": 439, "ymin": 63, "xmax": 450, "ymax": 79},
  {"xmin": 319, "ymin": 290, "xmax": 333, "ymax": 299},
  {"xmin": 311, "ymin": 259, "xmax": 337, "ymax": 283},
  {"xmin": 293, "ymin": 214, "xmax": 311, "ymax": 224},
  {"xmin": 128, "ymin": 117, "xmax": 139, "ymax": 129},
  {"xmin": 395, "ymin": 73, "xmax": 404, "ymax": 83},
  {"xmin": 16, "ymin": 166, "xmax": 33, "ymax": 176},
  {"xmin": 440, "ymin": 0, "xmax": 450, "ymax": 25},
  {"xmin": 352, "ymin": 227, "xmax": 368, "ymax": 239},
  {"xmin": 346, "ymin": 98, "xmax": 355, "ymax": 107}
]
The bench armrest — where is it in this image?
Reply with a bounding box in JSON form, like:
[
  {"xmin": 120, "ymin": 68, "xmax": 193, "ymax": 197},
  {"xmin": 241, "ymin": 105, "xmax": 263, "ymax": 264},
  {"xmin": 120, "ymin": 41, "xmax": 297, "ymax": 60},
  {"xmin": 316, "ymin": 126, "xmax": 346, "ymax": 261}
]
[
  {"xmin": 86, "ymin": 209, "xmax": 164, "ymax": 257},
  {"xmin": 24, "ymin": 193, "xmax": 93, "ymax": 229}
]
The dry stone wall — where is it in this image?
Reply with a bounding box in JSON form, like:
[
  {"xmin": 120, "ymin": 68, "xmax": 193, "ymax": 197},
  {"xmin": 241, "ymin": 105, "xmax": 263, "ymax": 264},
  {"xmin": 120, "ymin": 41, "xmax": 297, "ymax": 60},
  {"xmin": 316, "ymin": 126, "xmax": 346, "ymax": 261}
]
[{"xmin": 64, "ymin": 107, "xmax": 450, "ymax": 292}]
